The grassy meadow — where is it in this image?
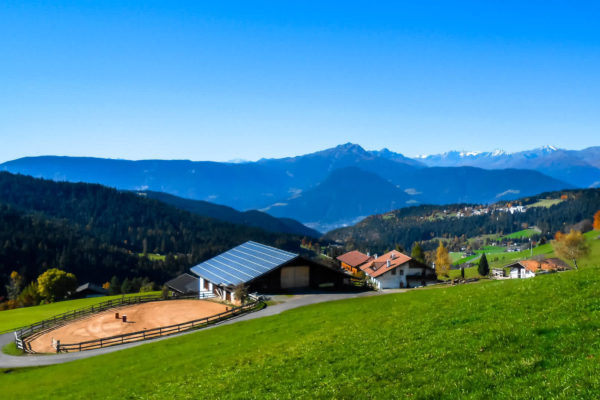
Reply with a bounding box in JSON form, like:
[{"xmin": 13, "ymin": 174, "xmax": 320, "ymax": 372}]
[{"xmin": 1, "ymin": 249, "xmax": 600, "ymax": 399}]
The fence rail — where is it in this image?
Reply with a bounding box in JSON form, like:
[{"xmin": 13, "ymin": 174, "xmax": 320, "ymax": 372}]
[
  {"xmin": 13, "ymin": 292, "xmax": 215, "ymax": 352},
  {"xmin": 55, "ymin": 300, "xmax": 262, "ymax": 353}
]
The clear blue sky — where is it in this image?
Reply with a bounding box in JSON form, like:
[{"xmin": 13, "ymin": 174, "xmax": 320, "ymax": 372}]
[{"xmin": 1, "ymin": 1, "xmax": 599, "ymax": 163}]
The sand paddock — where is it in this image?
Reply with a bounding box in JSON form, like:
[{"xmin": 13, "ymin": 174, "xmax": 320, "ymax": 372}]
[{"xmin": 29, "ymin": 300, "xmax": 229, "ymax": 353}]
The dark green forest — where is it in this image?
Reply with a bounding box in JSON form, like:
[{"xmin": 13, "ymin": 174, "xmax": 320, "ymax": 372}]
[
  {"xmin": 325, "ymin": 189, "xmax": 600, "ymax": 253},
  {"xmin": 0, "ymin": 172, "xmax": 303, "ymax": 297}
]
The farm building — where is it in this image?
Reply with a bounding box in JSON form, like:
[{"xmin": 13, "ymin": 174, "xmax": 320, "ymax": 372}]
[
  {"xmin": 336, "ymin": 250, "xmax": 373, "ymax": 275},
  {"xmin": 73, "ymin": 283, "xmax": 108, "ymax": 298},
  {"xmin": 190, "ymin": 241, "xmax": 351, "ymax": 303},
  {"xmin": 491, "ymin": 268, "xmax": 506, "ymax": 278},
  {"xmin": 505, "ymin": 258, "xmax": 571, "ymax": 279},
  {"xmin": 506, "ymin": 262, "xmax": 536, "ymax": 279},
  {"xmin": 165, "ymin": 273, "xmax": 199, "ymax": 295},
  {"xmin": 360, "ymin": 250, "xmax": 436, "ymax": 289}
]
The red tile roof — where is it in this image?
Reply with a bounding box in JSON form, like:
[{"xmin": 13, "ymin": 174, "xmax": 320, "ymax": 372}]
[
  {"xmin": 336, "ymin": 250, "xmax": 372, "ymax": 268},
  {"xmin": 520, "ymin": 258, "xmax": 571, "ymax": 273},
  {"xmin": 360, "ymin": 250, "xmax": 412, "ymax": 278}
]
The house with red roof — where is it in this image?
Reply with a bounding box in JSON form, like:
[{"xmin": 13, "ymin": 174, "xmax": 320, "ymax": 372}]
[
  {"xmin": 506, "ymin": 257, "xmax": 571, "ymax": 279},
  {"xmin": 360, "ymin": 250, "xmax": 436, "ymax": 289},
  {"xmin": 336, "ymin": 250, "xmax": 373, "ymax": 275}
]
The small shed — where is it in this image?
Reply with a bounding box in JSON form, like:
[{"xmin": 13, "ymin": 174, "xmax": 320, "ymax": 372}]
[
  {"xmin": 74, "ymin": 283, "xmax": 108, "ymax": 298},
  {"xmin": 165, "ymin": 273, "xmax": 199, "ymax": 295},
  {"xmin": 336, "ymin": 250, "xmax": 372, "ymax": 275},
  {"xmin": 491, "ymin": 268, "xmax": 505, "ymax": 278}
]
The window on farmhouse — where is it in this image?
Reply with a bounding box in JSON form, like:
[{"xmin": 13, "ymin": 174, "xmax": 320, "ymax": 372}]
[
  {"xmin": 399, "ymin": 269, "xmax": 404, "ymax": 275},
  {"xmin": 391, "ymin": 268, "xmax": 396, "ymax": 275}
]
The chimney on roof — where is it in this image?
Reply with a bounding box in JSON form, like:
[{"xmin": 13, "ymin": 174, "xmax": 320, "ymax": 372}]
[
  {"xmin": 387, "ymin": 260, "xmax": 391, "ymax": 268},
  {"xmin": 390, "ymin": 253, "xmax": 395, "ymax": 260},
  {"xmin": 374, "ymin": 254, "xmax": 378, "ymax": 259},
  {"xmin": 367, "ymin": 251, "xmax": 370, "ymax": 257}
]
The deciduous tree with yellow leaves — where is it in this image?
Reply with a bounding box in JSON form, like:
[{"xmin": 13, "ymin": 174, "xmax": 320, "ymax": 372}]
[
  {"xmin": 435, "ymin": 241, "xmax": 451, "ymax": 277},
  {"xmin": 552, "ymin": 230, "xmax": 590, "ymax": 270}
]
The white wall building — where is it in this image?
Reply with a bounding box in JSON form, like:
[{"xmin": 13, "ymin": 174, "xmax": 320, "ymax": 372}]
[{"xmin": 360, "ymin": 250, "xmax": 436, "ymax": 289}]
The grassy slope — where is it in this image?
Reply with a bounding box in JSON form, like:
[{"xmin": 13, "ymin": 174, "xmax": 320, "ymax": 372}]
[
  {"xmin": 0, "ymin": 292, "xmax": 159, "ymax": 333},
  {"xmin": 2, "ymin": 251, "xmax": 600, "ymax": 399},
  {"xmin": 502, "ymin": 228, "xmax": 539, "ymax": 239}
]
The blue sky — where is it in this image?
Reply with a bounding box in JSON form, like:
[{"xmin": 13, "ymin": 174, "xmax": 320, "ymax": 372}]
[{"xmin": 1, "ymin": 1, "xmax": 599, "ymax": 162}]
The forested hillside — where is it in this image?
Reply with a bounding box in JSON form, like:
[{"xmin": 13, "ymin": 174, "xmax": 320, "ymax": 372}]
[
  {"xmin": 141, "ymin": 191, "xmax": 320, "ymax": 237},
  {"xmin": 0, "ymin": 173, "xmax": 303, "ymax": 297},
  {"xmin": 324, "ymin": 188, "xmax": 600, "ymax": 252}
]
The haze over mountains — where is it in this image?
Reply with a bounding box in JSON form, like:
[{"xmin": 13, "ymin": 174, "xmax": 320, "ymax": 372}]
[{"xmin": 3, "ymin": 143, "xmax": 596, "ymax": 232}]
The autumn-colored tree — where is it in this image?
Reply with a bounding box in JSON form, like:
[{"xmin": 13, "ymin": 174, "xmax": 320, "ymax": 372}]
[
  {"xmin": 6, "ymin": 271, "xmax": 24, "ymax": 301},
  {"xmin": 594, "ymin": 210, "xmax": 600, "ymax": 231},
  {"xmin": 435, "ymin": 241, "xmax": 451, "ymax": 277},
  {"xmin": 411, "ymin": 242, "xmax": 426, "ymax": 264},
  {"xmin": 37, "ymin": 268, "xmax": 77, "ymax": 302},
  {"xmin": 552, "ymin": 229, "xmax": 590, "ymax": 270},
  {"xmin": 17, "ymin": 282, "xmax": 42, "ymax": 307},
  {"xmin": 102, "ymin": 281, "xmax": 110, "ymax": 290}
]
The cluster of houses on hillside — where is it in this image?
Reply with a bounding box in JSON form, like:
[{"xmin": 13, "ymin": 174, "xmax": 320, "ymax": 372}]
[
  {"xmin": 111, "ymin": 240, "xmax": 567, "ymax": 305},
  {"xmin": 435, "ymin": 204, "xmax": 528, "ymax": 219}
]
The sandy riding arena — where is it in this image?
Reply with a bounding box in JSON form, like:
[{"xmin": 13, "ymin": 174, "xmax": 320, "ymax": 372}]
[{"xmin": 29, "ymin": 300, "xmax": 229, "ymax": 353}]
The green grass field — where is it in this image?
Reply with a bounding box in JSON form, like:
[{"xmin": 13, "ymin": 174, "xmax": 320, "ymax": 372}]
[
  {"xmin": 502, "ymin": 228, "xmax": 541, "ymax": 240},
  {"xmin": 528, "ymin": 198, "xmax": 564, "ymax": 208},
  {"xmin": 0, "ymin": 292, "xmax": 159, "ymax": 333},
  {"xmin": 449, "ymin": 252, "xmax": 464, "ymax": 263},
  {"xmin": 2, "ymin": 242, "xmax": 600, "ymax": 399}
]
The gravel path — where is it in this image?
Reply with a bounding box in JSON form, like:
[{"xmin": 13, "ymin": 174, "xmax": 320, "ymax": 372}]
[{"xmin": 0, "ymin": 290, "xmax": 387, "ymax": 368}]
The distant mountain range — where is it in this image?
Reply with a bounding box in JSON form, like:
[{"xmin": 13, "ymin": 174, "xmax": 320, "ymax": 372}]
[
  {"xmin": 413, "ymin": 145, "xmax": 600, "ymax": 188},
  {"xmin": 2, "ymin": 143, "xmax": 593, "ymax": 231}
]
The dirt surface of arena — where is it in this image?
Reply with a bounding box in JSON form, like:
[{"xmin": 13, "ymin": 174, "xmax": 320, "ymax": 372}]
[{"xmin": 29, "ymin": 300, "xmax": 228, "ymax": 353}]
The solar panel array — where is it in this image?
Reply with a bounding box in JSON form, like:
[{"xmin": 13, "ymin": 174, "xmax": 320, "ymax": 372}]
[{"xmin": 190, "ymin": 241, "xmax": 298, "ymax": 286}]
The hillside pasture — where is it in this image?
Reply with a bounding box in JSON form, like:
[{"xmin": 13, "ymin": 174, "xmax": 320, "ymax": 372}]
[
  {"xmin": 528, "ymin": 198, "xmax": 564, "ymax": 208},
  {"xmin": 2, "ymin": 262, "xmax": 600, "ymax": 398},
  {"xmin": 502, "ymin": 228, "xmax": 541, "ymax": 240}
]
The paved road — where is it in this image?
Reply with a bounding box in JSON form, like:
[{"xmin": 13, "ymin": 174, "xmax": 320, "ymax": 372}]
[{"xmin": 0, "ymin": 290, "xmax": 387, "ymax": 368}]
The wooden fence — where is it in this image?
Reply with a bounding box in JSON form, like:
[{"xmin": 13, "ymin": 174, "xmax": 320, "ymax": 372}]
[
  {"xmin": 13, "ymin": 292, "xmax": 215, "ymax": 352},
  {"xmin": 54, "ymin": 300, "xmax": 263, "ymax": 353}
]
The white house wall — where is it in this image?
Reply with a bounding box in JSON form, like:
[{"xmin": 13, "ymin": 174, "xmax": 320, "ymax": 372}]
[{"xmin": 372, "ymin": 265, "xmax": 408, "ymax": 289}]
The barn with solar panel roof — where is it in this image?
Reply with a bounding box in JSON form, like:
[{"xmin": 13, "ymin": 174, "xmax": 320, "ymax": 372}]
[{"xmin": 190, "ymin": 241, "xmax": 350, "ymax": 303}]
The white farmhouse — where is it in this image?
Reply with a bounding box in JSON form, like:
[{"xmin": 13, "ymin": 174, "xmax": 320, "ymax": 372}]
[
  {"xmin": 360, "ymin": 250, "xmax": 436, "ymax": 289},
  {"xmin": 506, "ymin": 261, "xmax": 536, "ymax": 279}
]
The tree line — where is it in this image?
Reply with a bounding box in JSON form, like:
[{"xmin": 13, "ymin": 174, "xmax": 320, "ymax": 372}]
[
  {"xmin": 325, "ymin": 189, "xmax": 600, "ymax": 253},
  {"xmin": 0, "ymin": 172, "xmax": 303, "ymax": 299}
]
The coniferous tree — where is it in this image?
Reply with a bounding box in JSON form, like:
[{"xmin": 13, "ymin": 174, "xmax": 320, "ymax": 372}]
[
  {"xmin": 121, "ymin": 278, "xmax": 133, "ymax": 294},
  {"xmin": 478, "ymin": 253, "xmax": 489, "ymax": 276},
  {"xmin": 411, "ymin": 242, "xmax": 425, "ymax": 264},
  {"xmin": 109, "ymin": 276, "xmax": 121, "ymax": 295}
]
